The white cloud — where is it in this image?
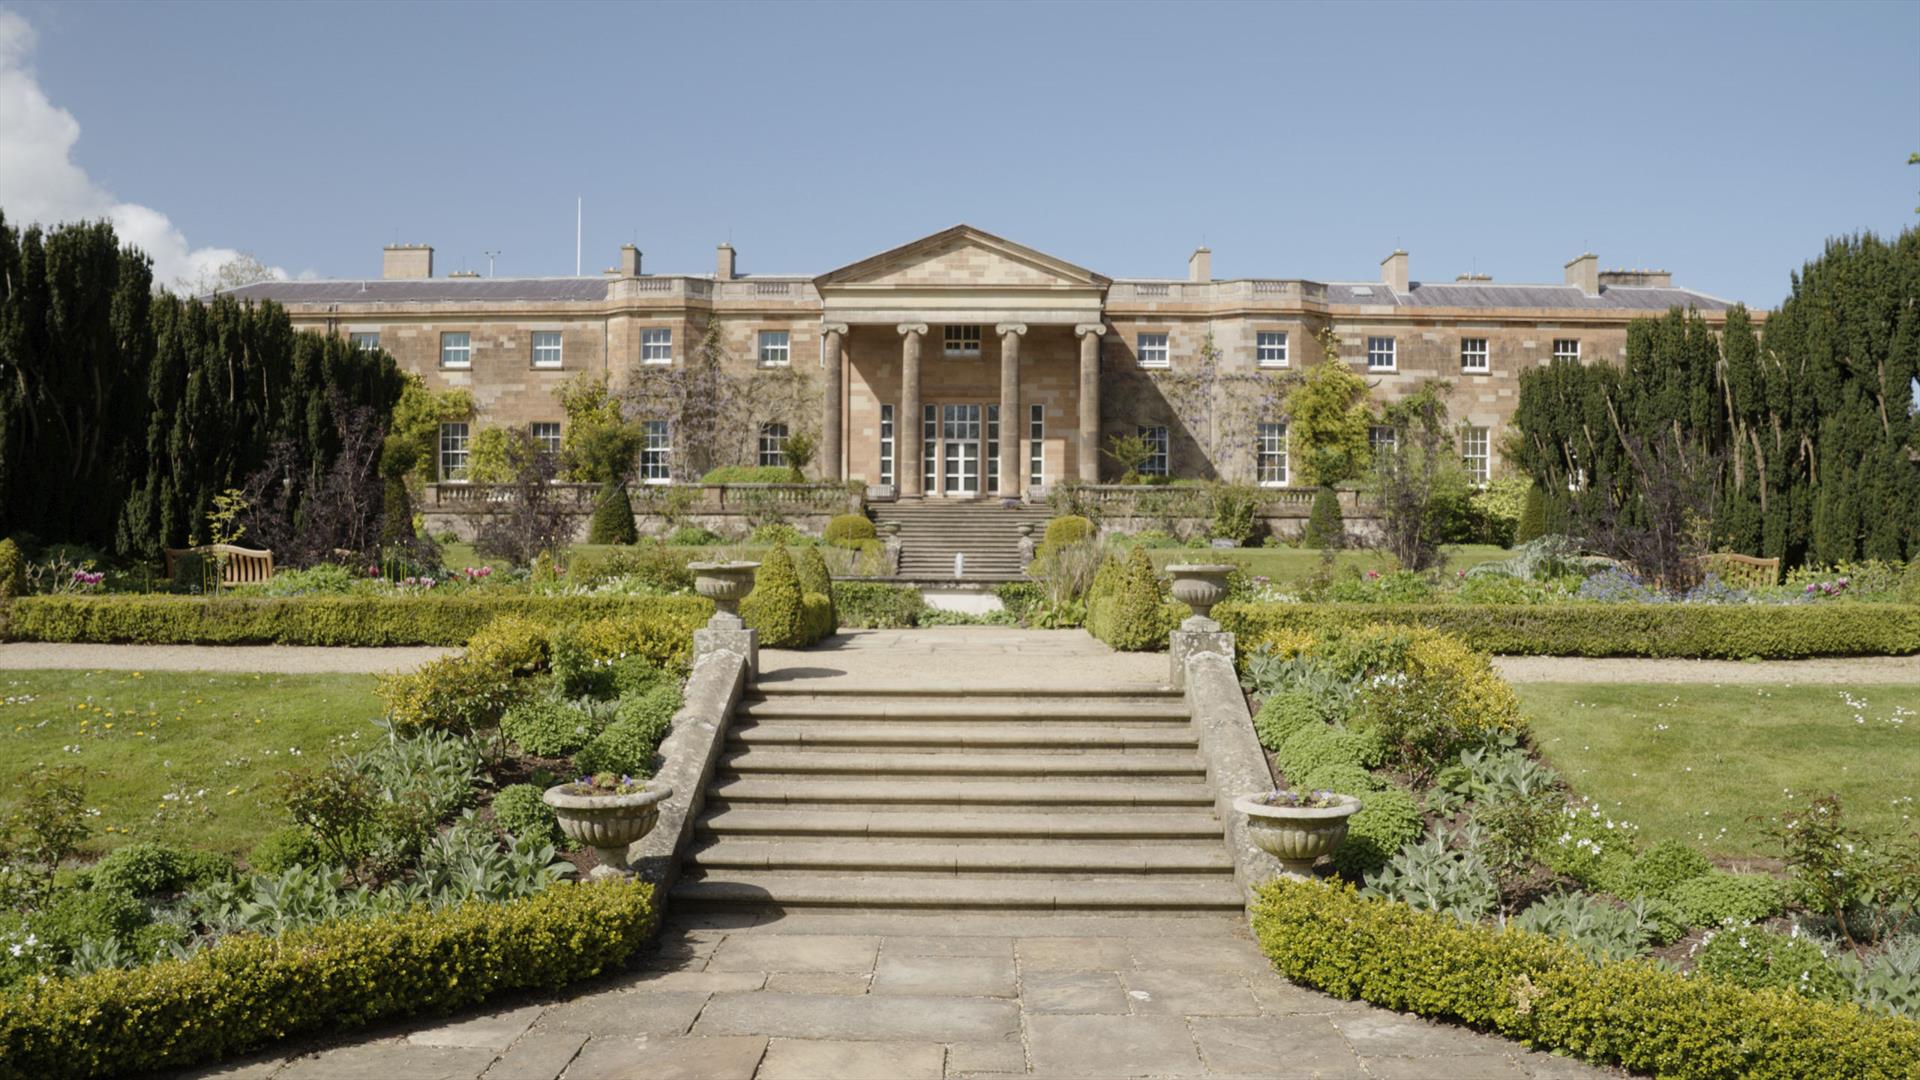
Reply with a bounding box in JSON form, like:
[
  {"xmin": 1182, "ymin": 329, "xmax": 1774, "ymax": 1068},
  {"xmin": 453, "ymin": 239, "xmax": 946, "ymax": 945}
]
[{"xmin": 0, "ymin": 8, "xmax": 284, "ymax": 291}]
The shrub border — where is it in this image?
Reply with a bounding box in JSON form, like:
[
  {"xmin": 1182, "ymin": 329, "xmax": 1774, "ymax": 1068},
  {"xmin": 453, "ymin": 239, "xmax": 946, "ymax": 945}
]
[
  {"xmin": 1251, "ymin": 879, "xmax": 1919, "ymax": 1080},
  {"xmin": 1218, "ymin": 601, "xmax": 1920, "ymax": 658},
  {"xmin": 0, "ymin": 879, "xmax": 659, "ymax": 1080}
]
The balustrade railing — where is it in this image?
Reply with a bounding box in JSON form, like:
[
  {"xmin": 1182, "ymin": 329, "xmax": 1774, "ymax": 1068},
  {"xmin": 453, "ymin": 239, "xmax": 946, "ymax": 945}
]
[
  {"xmin": 1057, "ymin": 483, "xmax": 1325, "ymax": 514},
  {"xmin": 427, "ymin": 481, "xmax": 859, "ymax": 514}
]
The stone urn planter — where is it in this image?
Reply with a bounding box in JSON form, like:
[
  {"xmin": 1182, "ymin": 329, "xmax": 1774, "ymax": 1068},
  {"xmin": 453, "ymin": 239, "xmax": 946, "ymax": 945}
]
[
  {"xmin": 1235, "ymin": 791, "xmax": 1363, "ymax": 879},
  {"xmin": 1166, "ymin": 564, "xmax": 1236, "ymax": 629},
  {"xmin": 543, "ymin": 780, "xmax": 674, "ymax": 879},
  {"xmin": 688, "ymin": 561, "xmax": 758, "ymax": 626}
]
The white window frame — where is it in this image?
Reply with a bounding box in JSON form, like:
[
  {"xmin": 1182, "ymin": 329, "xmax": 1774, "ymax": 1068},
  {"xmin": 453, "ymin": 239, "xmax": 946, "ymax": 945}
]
[
  {"xmin": 1256, "ymin": 422, "xmax": 1289, "ymax": 487},
  {"xmin": 1256, "ymin": 331, "xmax": 1289, "ymax": 368},
  {"xmin": 438, "ymin": 422, "xmax": 470, "ymax": 481},
  {"xmin": 440, "ymin": 331, "xmax": 471, "ymax": 369},
  {"xmin": 758, "ymin": 422, "xmax": 789, "ymax": 468},
  {"xmin": 1552, "ymin": 338, "xmax": 1582, "ymax": 363},
  {"xmin": 641, "ymin": 327, "xmax": 673, "ymax": 365},
  {"xmin": 1136, "ymin": 333, "xmax": 1170, "ymax": 369},
  {"xmin": 1463, "ymin": 425, "xmax": 1491, "ymax": 485},
  {"xmin": 639, "ymin": 420, "xmax": 672, "ymax": 484},
  {"xmin": 943, "ymin": 324, "xmax": 982, "ymax": 358},
  {"xmin": 530, "ymin": 330, "xmax": 563, "ymax": 369},
  {"xmin": 1369, "ymin": 425, "xmax": 1398, "ymax": 455},
  {"xmin": 1138, "ymin": 425, "xmax": 1169, "ymax": 477},
  {"xmin": 1460, "ymin": 338, "xmax": 1489, "ymax": 373},
  {"xmin": 1366, "ymin": 336, "xmax": 1396, "ymax": 372},
  {"xmin": 879, "ymin": 404, "xmax": 895, "ymax": 487},
  {"xmin": 1028, "ymin": 404, "xmax": 1044, "ymax": 487},
  {"xmin": 985, "ymin": 405, "xmax": 1000, "ymax": 494},
  {"xmin": 349, "ymin": 332, "xmax": 380, "ymax": 352},
  {"xmin": 922, "ymin": 403, "xmax": 937, "ymax": 493},
  {"xmin": 530, "ymin": 421, "xmax": 562, "ymax": 457},
  {"xmin": 758, "ymin": 330, "xmax": 791, "ymax": 367}
]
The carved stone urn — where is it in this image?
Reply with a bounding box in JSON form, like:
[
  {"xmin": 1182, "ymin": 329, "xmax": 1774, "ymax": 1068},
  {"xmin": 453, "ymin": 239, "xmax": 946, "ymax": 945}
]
[
  {"xmin": 1235, "ymin": 792, "xmax": 1363, "ymax": 879},
  {"xmin": 688, "ymin": 561, "xmax": 759, "ymax": 627},
  {"xmin": 1166, "ymin": 564, "xmax": 1236, "ymax": 630},
  {"xmin": 544, "ymin": 781, "xmax": 673, "ymax": 879}
]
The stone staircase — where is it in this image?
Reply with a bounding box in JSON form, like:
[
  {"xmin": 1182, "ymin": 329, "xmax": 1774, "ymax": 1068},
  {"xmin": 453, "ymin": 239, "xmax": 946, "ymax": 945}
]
[
  {"xmin": 672, "ymin": 683, "xmax": 1241, "ymax": 913},
  {"xmin": 870, "ymin": 502, "xmax": 1054, "ymax": 579}
]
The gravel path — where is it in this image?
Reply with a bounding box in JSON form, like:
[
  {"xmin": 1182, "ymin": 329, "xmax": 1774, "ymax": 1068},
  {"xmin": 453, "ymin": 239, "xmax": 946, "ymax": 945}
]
[
  {"xmin": 0, "ymin": 642, "xmax": 455, "ymax": 675},
  {"xmin": 1493, "ymin": 654, "xmax": 1920, "ymax": 684}
]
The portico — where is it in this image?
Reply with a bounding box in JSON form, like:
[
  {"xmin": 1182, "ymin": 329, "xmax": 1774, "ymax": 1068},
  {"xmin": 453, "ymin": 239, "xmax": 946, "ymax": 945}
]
[{"xmin": 812, "ymin": 226, "xmax": 1108, "ymax": 498}]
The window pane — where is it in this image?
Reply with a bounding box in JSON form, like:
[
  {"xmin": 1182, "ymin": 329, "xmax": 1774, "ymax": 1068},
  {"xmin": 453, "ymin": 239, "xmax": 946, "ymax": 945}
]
[
  {"xmin": 440, "ymin": 332, "xmax": 471, "ymax": 367},
  {"xmin": 642, "ymin": 327, "xmax": 673, "ymax": 363},
  {"xmin": 758, "ymin": 422, "xmax": 789, "ymax": 468},
  {"xmin": 350, "ymin": 332, "xmax": 380, "ymax": 351}
]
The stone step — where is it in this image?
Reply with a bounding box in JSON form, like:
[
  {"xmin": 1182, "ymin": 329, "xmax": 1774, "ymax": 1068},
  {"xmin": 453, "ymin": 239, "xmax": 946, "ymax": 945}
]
[
  {"xmin": 736, "ymin": 698, "xmax": 1189, "ymax": 722},
  {"xmin": 686, "ymin": 839, "xmax": 1234, "ymax": 875},
  {"xmin": 671, "ymin": 873, "xmax": 1245, "ymax": 911},
  {"xmin": 696, "ymin": 808, "xmax": 1225, "ymax": 841},
  {"xmin": 722, "ymin": 749, "xmax": 1206, "ymax": 779},
  {"xmin": 728, "ymin": 723, "xmax": 1195, "ymax": 752},
  {"xmin": 751, "ymin": 686, "xmax": 1181, "ymax": 700},
  {"xmin": 706, "ymin": 778, "xmax": 1217, "ymax": 808}
]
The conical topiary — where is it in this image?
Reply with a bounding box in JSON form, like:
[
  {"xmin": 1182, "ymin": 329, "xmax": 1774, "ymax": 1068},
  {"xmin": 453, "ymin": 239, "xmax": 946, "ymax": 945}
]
[
  {"xmin": 794, "ymin": 544, "xmax": 837, "ymax": 635},
  {"xmin": 1304, "ymin": 485, "xmax": 1343, "ymax": 549},
  {"xmin": 587, "ymin": 480, "xmax": 638, "ymax": 545},
  {"xmin": 740, "ymin": 545, "xmax": 808, "ymax": 646},
  {"xmin": 379, "ymin": 476, "xmax": 417, "ymax": 544},
  {"xmin": 1514, "ymin": 483, "xmax": 1547, "ymax": 545}
]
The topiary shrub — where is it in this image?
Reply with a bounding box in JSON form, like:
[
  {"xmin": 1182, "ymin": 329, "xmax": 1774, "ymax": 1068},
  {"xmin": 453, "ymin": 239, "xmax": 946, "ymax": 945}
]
[
  {"xmin": 1304, "ymin": 486, "xmax": 1343, "ymax": 548},
  {"xmin": 586, "ymin": 482, "xmax": 638, "ymax": 545},
  {"xmin": 248, "ymin": 826, "xmax": 324, "ymax": 874},
  {"xmin": 1296, "ymin": 763, "xmax": 1383, "ymax": 797},
  {"xmin": 573, "ymin": 683, "xmax": 683, "ymax": 777},
  {"xmin": 502, "ymin": 691, "xmax": 606, "ymax": 757},
  {"xmin": 1697, "ymin": 925, "xmax": 1851, "ymax": 1003},
  {"xmin": 1671, "ymin": 871, "xmax": 1788, "ymax": 928},
  {"xmin": 1329, "ymin": 785, "xmax": 1422, "ymax": 876},
  {"xmin": 464, "ymin": 614, "xmax": 551, "ymax": 675},
  {"xmin": 1514, "ymin": 484, "xmax": 1548, "ymax": 545},
  {"xmin": 1038, "ymin": 515, "xmax": 1095, "ymax": 560},
  {"xmin": 1086, "ymin": 546, "xmax": 1178, "ymax": 652},
  {"xmin": 88, "ymin": 843, "xmax": 228, "ymax": 897},
  {"xmin": 822, "ymin": 513, "xmax": 876, "ymax": 548},
  {"xmin": 1275, "ymin": 723, "xmax": 1385, "ymax": 780},
  {"xmin": 1253, "ymin": 689, "xmax": 1325, "ymax": 752},
  {"xmin": 740, "ymin": 546, "xmax": 810, "ymax": 647},
  {"xmin": 1622, "ymin": 840, "xmax": 1712, "ymax": 900},
  {"xmin": 491, "ymin": 783, "xmax": 560, "ymax": 843},
  {"xmin": 794, "ymin": 545, "xmax": 837, "ymax": 636},
  {"xmin": 0, "ymin": 538, "xmax": 26, "ymax": 599}
]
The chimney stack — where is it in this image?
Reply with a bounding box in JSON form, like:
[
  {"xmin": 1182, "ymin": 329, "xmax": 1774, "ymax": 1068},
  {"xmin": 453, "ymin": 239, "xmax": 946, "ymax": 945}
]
[
  {"xmin": 1598, "ymin": 267, "xmax": 1671, "ymax": 288},
  {"xmin": 619, "ymin": 244, "xmax": 642, "ymax": 277},
  {"xmin": 1187, "ymin": 246, "xmax": 1212, "ymax": 283},
  {"xmin": 382, "ymin": 244, "xmax": 433, "ymax": 280},
  {"xmin": 716, "ymin": 243, "xmax": 737, "ymax": 282},
  {"xmin": 1381, "ymin": 249, "xmax": 1408, "ymax": 294},
  {"xmin": 1564, "ymin": 252, "xmax": 1599, "ymax": 296}
]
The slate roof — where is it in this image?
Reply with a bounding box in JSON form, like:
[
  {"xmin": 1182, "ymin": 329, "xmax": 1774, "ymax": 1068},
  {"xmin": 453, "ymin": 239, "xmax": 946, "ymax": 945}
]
[
  {"xmin": 1323, "ymin": 281, "xmax": 1734, "ymax": 311},
  {"xmin": 215, "ymin": 278, "xmax": 611, "ymax": 304}
]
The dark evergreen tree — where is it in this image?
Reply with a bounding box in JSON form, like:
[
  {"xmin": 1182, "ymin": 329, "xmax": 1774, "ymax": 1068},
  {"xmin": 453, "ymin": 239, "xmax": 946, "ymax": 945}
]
[
  {"xmin": 587, "ymin": 480, "xmax": 638, "ymax": 545},
  {"xmin": 1514, "ymin": 484, "xmax": 1547, "ymax": 544},
  {"xmin": 1304, "ymin": 485, "xmax": 1343, "ymax": 549}
]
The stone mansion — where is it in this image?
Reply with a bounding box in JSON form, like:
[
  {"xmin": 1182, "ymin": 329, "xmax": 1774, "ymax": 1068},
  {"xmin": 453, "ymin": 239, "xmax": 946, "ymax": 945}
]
[{"xmin": 224, "ymin": 225, "xmax": 1743, "ymax": 499}]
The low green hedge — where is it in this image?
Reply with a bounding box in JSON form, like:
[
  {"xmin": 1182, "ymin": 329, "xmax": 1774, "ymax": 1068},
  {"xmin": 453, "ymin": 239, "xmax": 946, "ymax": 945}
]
[
  {"xmin": 1218, "ymin": 602, "xmax": 1920, "ymax": 658},
  {"xmin": 0, "ymin": 594, "xmax": 712, "ymax": 647},
  {"xmin": 832, "ymin": 582, "xmax": 924, "ymax": 628},
  {"xmin": 0, "ymin": 879, "xmax": 659, "ymax": 1080},
  {"xmin": 1251, "ymin": 879, "xmax": 1919, "ymax": 1080}
]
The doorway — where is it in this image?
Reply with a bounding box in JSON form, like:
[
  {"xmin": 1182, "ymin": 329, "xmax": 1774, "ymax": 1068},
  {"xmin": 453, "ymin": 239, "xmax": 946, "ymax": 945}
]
[{"xmin": 941, "ymin": 404, "xmax": 981, "ymax": 496}]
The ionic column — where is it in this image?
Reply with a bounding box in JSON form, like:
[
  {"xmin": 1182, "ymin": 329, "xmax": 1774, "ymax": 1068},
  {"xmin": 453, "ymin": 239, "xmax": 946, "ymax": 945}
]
[
  {"xmin": 996, "ymin": 323, "xmax": 1027, "ymax": 499},
  {"xmin": 898, "ymin": 324, "xmax": 927, "ymax": 497},
  {"xmin": 1076, "ymin": 323, "xmax": 1105, "ymax": 483},
  {"xmin": 820, "ymin": 323, "xmax": 847, "ymax": 482}
]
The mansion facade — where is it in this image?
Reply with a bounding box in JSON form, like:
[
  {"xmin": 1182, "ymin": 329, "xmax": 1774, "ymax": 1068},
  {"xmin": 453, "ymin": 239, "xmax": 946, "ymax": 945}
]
[{"xmin": 224, "ymin": 225, "xmax": 1744, "ymax": 498}]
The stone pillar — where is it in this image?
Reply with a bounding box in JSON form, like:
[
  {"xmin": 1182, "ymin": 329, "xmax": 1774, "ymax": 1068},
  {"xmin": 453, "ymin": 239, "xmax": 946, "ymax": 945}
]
[
  {"xmin": 820, "ymin": 323, "xmax": 847, "ymax": 482},
  {"xmin": 898, "ymin": 324, "xmax": 927, "ymax": 497},
  {"xmin": 996, "ymin": 323, "xmax": 1026, "ymax": 500},
  {"xmin": 1076, "ymin": 324, "xmax": 1105, "ymax": 483}
]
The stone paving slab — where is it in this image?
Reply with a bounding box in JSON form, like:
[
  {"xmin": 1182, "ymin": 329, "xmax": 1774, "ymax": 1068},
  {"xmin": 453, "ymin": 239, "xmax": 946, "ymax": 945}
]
[{"xmin": 173, "ymin": 898, "xmax": 1618, "ymax": 1080}]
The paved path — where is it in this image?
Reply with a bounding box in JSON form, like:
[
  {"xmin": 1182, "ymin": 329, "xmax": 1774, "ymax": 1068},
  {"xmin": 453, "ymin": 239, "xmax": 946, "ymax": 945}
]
[
  {"xmin": 759, "ymin": 627, "xmax": 1172, "ymax": 692},
  {"xmin": 1492, "ymin": 654, "xmax": 1920, "ymax": 684},
  {"xmin": 190, "ymin": 912, "xmax": 1609, "ymax": 1079},
  {"xmin": 0, "ymin": 642, "xmax": 454, "ymax": 674}
]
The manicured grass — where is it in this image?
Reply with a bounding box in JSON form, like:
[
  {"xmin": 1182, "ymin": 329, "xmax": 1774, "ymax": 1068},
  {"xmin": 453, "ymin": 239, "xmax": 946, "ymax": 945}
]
[
  {"xmin": 1145, "ymin": 544, "xmax": 1509, "ymax": 584},
  {"xmin": 0, "ymin": 669, "xmax": 385, "ymax": 857},
  {"xmin": 1518, "ymin": 682, "xmax": 1920, "ymax": 859}
]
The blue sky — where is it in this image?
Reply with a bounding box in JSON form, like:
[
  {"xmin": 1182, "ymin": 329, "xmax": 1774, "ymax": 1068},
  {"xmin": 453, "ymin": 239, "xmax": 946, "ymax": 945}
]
[{"xmin": 3, "ymin": 0, "xmax": 1915, "ymax": 304}]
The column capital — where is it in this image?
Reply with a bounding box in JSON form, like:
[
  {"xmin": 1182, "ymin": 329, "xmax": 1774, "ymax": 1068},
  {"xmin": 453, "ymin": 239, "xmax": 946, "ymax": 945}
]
[
  {"xmin": 896, "ymin": 323, "xmax": 928, "ymax": 337},
  {"xmin": 1075, "ymin": 323, "xmax": 1107, "ymax": 338},
  {"xmin": 995, "ymin": 323, "xmax": 1028, "ymax": 338},
  {"xmin": 819, "ymin": 322, "xmax": 849, "ymax": 337}
]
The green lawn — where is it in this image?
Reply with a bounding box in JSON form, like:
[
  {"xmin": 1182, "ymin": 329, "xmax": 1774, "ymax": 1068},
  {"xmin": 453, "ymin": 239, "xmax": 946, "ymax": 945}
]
[
  {"xmin": 1145, "ymin": 544, "xmax": 1509, "ymax": 585},
  {"xmin": 1517, "ymin": 682, "xmax": 1920, "ymax": 860},
  {"xmin": 0, "ymin": 670, "xmax": 385, "ymax": 857}
]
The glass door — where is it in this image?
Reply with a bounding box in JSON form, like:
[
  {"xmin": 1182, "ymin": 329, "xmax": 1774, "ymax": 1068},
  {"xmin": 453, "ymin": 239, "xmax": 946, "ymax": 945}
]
[{"xmin": 941, "ymin": 404, "xmax": 981, "ymax": 496}]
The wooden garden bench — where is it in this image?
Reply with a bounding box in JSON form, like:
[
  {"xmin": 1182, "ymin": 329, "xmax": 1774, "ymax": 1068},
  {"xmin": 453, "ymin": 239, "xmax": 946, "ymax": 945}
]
[{"xmin": 163, "ymin": 544, "xmax": 275, "ymax": 586}]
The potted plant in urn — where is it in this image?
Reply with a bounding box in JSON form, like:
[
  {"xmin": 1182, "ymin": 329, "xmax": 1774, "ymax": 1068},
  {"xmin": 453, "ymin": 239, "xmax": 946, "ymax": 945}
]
[
  {"xmin": 1235, "ymin": 788, "xmax": 1362, "ymax": 879},
  {"xmin": 543, "ymin": 773, "xmax": 673, "ymax": 879},
  {"xmin": 1165, "ymin": 563, "xmax": 1237, "ymax": 629}
]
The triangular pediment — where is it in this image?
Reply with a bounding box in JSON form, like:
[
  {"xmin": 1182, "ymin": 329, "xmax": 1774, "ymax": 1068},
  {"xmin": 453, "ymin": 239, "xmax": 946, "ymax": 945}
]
[{"xmin": 815, "ymin": 225, "xmax": 1108, "ymax": 290}]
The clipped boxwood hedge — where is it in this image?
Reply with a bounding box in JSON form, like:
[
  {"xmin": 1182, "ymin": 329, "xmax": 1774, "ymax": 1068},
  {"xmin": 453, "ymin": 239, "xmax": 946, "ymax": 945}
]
[
  {"xmin": 0, "ymin": 879, "xmax": 659, "ymax": 1080},
  {"xmin": 1251, "ymin": 879, "xmax": 1919, "ymax": 1080},
  {"xmin": 1218, "ymin": 601, "xmax": 1920, "ymax": 659},
  {"xmin": 0, "ymin": 593, "xmax": 711, "ymax": 647}
]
